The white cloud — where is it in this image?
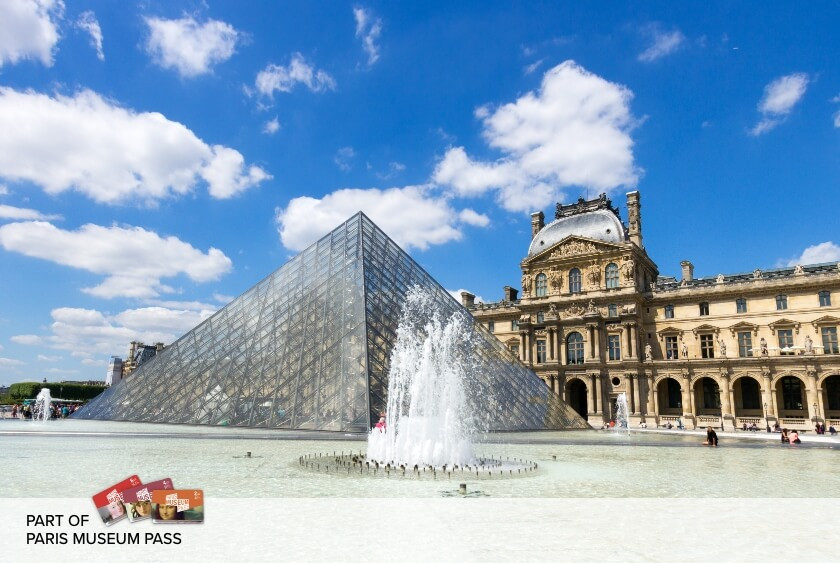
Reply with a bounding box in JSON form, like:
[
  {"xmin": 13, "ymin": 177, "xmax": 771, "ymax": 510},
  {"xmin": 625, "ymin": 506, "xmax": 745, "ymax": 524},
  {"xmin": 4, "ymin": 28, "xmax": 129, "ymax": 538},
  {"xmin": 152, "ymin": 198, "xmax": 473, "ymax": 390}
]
[
  {"xmin": 0, "ymin": 87, "xmax": 269, "ymax": 203},
  {"xmin": 37, "ymin": 354, "xmax": 61, "ymax": 362},
  {"xmin": 354, "ymin": 6, "xmax": 382, "ymax": 66},
  {"xmin": 458, "ymin": 208, "xmax": 490, "ymax": 227},
  {"xmin": 81, "ymin": 358, "xmax": 106, "ymax": 366},
  {"xmin": 44, "ymin": 367, "xmax": 78, "ymax": 374},
  {"xmin": 786, "ymin": 241, "xmax": 840, "ymax": 266},
  {"xmin": 255, "ymin": 53, "xmax": 336, "ymax": 97},
  {"xmin": 262, "ymin": 117, "xmax": 280, "ymax": 135},
  {"xmin": 750, "ymin": 73, "xmax": 809, "ymax": 136},
  {"xmin": 144, "ymin": 298, "xmax": 220, "ymax": 312},
  {"xmin": 0, "ymin": 357, "xmax": 25, "ymax": 367},
  {"xmin": 447, "ymin": 289, "xmax": 484, "ymax": 304},
  {"xmin": 638, "ymin": 27, "xmax": 685, "ymax": 62},
  {"xmin": 0, "ymin": 184, "xmax": 8, "ymax": 195},
  {"xmin": 334, "ymin": 147, "xmax": 356, "ymax": 171},
  {"xmin": 0, "ymin": 221, "xmax": 232, "ymax": 299},
  {"xmin": 144, "ymin": 16, "xmax": 239, "ymax": 77},
  {"xmin": 834, "ymin": 111, "xmax": 840, "ymax": 128},
  {"xmin": 523, "ymin": 59, "xmax": 544, "ymax": 75},
  {"xmin": 11, "ymin": 334, "xmax": 43, "ymax": 345},
  {"xmin": 0, "ymin": 0, "xmax": 63, "ymax": 67},
  {"xmin": 276, "ymin": 185, "xmax": 463, "ymax": 251},
  {"xmin": 41, "ymin": 305, "xmax": 213, "ymax": 356},
  {"xmin": 0, "ymin": 204, "xmax": 60, "ymax": 221},
  {"xmin": 76, "ymin": 10, "xmax": 103, "ymax": 61},
  {"xmin": 213, "ymin": 292, "xmax": 233, "ymax": 304},
  {"xmin": 433, "ymin": 60, "xmax": 640, "ymax": 212}
]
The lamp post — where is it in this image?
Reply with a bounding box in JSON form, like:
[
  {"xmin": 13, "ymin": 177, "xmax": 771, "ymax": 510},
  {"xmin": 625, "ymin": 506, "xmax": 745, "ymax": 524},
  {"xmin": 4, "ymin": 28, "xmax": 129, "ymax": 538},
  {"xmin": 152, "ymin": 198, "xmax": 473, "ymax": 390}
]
[{"xmin": 764, "ymin": 402, "xmax": 770, "ymax": 433}]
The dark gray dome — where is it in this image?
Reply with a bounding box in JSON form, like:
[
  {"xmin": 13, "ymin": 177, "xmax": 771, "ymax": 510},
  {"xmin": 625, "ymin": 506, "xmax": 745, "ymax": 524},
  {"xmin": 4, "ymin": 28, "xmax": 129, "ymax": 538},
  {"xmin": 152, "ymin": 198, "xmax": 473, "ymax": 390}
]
[{"xmin": 528, "ymin": 209, "xmax": 625, "ymax": 256}]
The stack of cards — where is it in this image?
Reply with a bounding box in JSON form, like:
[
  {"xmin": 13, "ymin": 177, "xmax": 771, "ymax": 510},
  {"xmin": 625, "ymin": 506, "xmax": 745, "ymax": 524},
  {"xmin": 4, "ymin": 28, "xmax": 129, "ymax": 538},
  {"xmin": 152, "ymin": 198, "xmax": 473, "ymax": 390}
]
[{"xmin": 92, "ymin": 476, "xmax": 203, "ymax": 525}]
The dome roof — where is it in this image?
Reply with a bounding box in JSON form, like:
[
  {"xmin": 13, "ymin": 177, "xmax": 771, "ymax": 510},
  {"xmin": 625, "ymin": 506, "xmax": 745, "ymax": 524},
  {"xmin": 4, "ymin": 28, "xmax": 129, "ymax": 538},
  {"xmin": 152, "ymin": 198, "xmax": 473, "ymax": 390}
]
[{"xmin": 528, "ymin": 209, "xmax": 625, "ymax": 257}]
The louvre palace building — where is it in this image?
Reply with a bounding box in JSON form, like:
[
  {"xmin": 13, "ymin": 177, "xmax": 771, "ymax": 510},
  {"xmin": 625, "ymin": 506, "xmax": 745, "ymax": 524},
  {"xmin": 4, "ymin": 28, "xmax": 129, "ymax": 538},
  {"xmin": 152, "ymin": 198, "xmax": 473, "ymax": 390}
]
[{"xmin": 466, "ymin": 191, "xmax": 840, "ymax": 431}]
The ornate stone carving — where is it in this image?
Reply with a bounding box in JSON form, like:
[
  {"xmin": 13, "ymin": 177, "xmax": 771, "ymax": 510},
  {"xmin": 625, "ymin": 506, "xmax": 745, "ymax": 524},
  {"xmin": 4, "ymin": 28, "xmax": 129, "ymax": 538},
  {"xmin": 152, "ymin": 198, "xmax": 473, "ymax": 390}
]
[
  {"xmin": 549, "ymin": 303, "xmax": 557, "ymax": 314},
  {"xmin": 753, "ymin": 268, "xmax": 762, "ymax": 279},
  {"xmin": 620, "ymin": 303, "xmax": 637, "ymax": 315},
  {"xmin": 549, "ymin": 240, "xmax": 597, "ymax": 258},
  {"xmin": 759, "ymin": 337, "xmax": 768, "ymax": 356},
  {"xmin": 804, "ymin": 334, "xmax": 813, "ymax": 354},
  {"xmin": 521, "ymin": 274, "xmax": 531, "ymax": 296},
  {"xmin": 794, "ymin": 264, "xmax": 804, "ymax": 275},
  {"xmin": 519, "ymin": 313, "xmax": 531, "ymax": 324},
  {"xmin": 547, "ymin": 267, "xmax": 561, "ymax": 292},
  {"xmin": 716, "ymin": 274, "xmax": 724, "ymax": 284},
  {"xmin": 681, "ymin": 342, "xmax": 688, "ymax": 358},
  {"xmin": 717, "ymin": 338, "xmax": 727, "ymax": 358},
  {"xmin": 586, "ymin": 263, "xmax": 601, "ymax": 289},
  {"xmin": 644, "ymin": 344, "xmax": 652, "ymax": 362},
  {"xmin": 565, "ymin": 303, "xmax": 585, "ymax": 318},
  {"xmin": 587, "ymin": 299, "xmax": 597, "ymax": 314},
  {"xmin": 621, "ymin": 257, "xmax": 635, "ymax": 284}
]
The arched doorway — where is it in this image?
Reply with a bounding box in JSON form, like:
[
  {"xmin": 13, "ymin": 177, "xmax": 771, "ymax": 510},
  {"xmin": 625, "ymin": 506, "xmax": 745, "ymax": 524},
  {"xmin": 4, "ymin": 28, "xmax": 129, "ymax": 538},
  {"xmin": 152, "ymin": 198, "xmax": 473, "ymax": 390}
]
[
  {"xmin": 693, "ymin": 377, "xmax": 721, "ymax": 416},
  {"xmin": 822, "ymin": 374, "xmax": 840, "ymax": 424},
  {"xmin": 656, "ymin": 377, "xmax": 682, "ymax": 415},
  {"xmin": 733, "ymin": 376, "xmax": 763, "ymax": 420},
  {"xmin": 775, "ymin": 375, "xmax": 806, "ymax": 421},
  {"xmin": 565, "ymin": 378, "xmax": 587, "ymax": 418}
]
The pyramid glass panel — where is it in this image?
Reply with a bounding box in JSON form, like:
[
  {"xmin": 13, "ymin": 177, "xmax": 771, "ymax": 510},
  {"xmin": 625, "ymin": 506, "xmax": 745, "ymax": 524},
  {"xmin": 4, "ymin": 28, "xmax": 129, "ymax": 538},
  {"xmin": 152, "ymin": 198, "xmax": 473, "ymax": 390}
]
[{"xmin": 75, "ymin": 213, "xmax": 587, "ymax": 431}]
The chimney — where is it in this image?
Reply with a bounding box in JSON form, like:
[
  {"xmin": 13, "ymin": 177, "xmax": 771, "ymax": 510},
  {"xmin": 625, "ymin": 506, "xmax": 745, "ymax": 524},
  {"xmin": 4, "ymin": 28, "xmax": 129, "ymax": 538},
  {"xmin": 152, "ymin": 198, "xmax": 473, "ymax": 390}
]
[
  {"xmin": 530, "ymin": 211, "xmax": 544, "ymax": 239},
  {"xmin": 626, "ymin": 191, "xmax": 643, "ymax": 247},
  {"xmin": 503, "ymin": 286, "xmax": 519, "ymax": 302},
  {"xmin": 460, "ymin": 291, "xmax": 476, "ymax": 308},
  {"xmin": 680, "ymin": 261, "xmax": 694, "ymax": 283}
]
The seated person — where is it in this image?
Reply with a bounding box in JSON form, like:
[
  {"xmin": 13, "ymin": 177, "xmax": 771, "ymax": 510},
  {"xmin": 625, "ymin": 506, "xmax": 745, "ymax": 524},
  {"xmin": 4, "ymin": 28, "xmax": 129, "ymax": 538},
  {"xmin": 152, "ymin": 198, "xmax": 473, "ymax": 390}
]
[{"xmin": 789, "ymin": 430, "xmax": 801, "ymax": 444}]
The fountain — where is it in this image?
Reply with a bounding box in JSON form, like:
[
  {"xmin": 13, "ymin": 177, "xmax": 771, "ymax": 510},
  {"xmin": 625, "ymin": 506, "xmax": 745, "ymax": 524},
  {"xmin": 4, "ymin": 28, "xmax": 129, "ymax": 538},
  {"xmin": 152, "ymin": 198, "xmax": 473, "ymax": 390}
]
[
  {"xmin": 32, "ymin": 388, "xmax": 52, "ymax": 423},
  {"xmin": 367, "ymin": 287, "xmax": 479, "ymax": 467},
  {"xmin": 613, "ymin": 393, "xmax": 630, "ymax": 435}
]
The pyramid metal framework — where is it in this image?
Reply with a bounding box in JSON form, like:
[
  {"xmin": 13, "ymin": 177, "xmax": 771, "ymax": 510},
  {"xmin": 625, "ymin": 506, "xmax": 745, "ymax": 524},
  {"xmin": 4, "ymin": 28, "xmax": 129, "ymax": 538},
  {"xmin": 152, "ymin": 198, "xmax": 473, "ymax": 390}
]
[{"xmin": 74, "ymin": 213, "xmax": 588, "ymax": 432}]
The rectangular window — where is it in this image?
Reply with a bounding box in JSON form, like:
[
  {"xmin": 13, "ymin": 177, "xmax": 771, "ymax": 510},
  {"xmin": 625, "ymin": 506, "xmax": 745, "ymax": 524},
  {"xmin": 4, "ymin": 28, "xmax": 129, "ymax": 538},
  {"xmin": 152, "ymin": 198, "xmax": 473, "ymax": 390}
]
[
  {"xmin": 736, "ymin": 298, "xmax": 747, "ymax": 313},
  {"xmin": 738, "ymin": 332, "xmax": 753, "ymax": 357},
  {"xmin": 488, "ymin": 321, "xmax": 494, "ymax": 333},
  {"xmin": 509, "ymin": 344, "xmax": 519, "ymax": 358},
  {"xmin": 819, "ymin": 291, "xmax": 831, "ymax": 307},
  {"xmin": 778, "ymin": 329, "xmax": 794, "ymax": 355},
  {"xmin": 511, "ymin": 319, "xmax": 519, "ymax": 331},
  {"xmin": 536, "ymin": 340, "xmax": 546, "ymax": 363},
  {"xmin": 822, "ymin": 327, "xmax": 839, "ymax": 354},
  {"xmin": 608, "ymin": 334, "xmax": 621, "ymax": 361},
  {"xmin": 776, "ymin": 295, "xmax": 788, "ymax": 310},
  {"xmin": 536, "ymin": 311, "xmax": 544, "ymax": 324},
  {"xmin": 700, "ymin": 334, "xmax": 715, "ymax": 358},
  {"xmin": 699, "ymin": 302, "xmax": 710, "ymax": 316},
  {"xmin": 665, "ymin": 336, "xmax": 678, "ymax": 360},
  {"xmin": 664, "ymin": 305, "xmax": 674, "ymax": 319}
]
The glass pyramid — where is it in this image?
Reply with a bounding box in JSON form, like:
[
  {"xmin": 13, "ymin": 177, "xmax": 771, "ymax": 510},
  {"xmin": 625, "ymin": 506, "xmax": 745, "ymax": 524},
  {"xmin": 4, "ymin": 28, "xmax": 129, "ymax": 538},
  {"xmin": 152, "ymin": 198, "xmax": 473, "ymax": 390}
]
[{"xmin": 74, "ymin": 213, "xmax": 588, "ymax": 431}]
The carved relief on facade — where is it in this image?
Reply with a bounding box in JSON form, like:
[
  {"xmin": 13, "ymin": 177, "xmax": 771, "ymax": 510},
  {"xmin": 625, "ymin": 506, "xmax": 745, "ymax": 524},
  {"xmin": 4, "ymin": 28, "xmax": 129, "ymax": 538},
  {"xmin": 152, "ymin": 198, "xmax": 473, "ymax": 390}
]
[
  {"xmin": 716, "ymin": 274, "xmax": 725, "ymax": 284},
  {"xmin": 549, "ymin": 239, "xmax": 597, "ymax": 258},
  {"xmin": 753, "ymin": 268, "xmax": 762, "ymax": 279},
  {"xmin": 621, "ymin": 257, "xmax": 635, "ymax": 284},
  {"xmin": 565, "ymin": 303, "xmax": 585, "ymax": 318},
  {"xmin": 586, "ymin": 263, "xmax": 601, "ymax": 289},
  {"xmin": 521, "ymin": 273, "xmax": 531, "ymax": 296},
  {"xmin": 620, "ymin": 303, "xmax": 636, "ymax": 315},
  {"xmin": 547, "ymin": 267, "xmax": 562, "ymax": 293},
  {"xmin": 794, "ymin": 264, "xmax": 804, "ymax": 275}
]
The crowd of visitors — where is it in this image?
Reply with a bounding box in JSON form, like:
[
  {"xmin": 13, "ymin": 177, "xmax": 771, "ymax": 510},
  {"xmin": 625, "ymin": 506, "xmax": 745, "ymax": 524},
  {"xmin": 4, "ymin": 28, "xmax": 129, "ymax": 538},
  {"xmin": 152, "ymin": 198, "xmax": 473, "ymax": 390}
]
[{"xmin": 6, "ymin": 402, "xmax": 77, "ymax": 419}]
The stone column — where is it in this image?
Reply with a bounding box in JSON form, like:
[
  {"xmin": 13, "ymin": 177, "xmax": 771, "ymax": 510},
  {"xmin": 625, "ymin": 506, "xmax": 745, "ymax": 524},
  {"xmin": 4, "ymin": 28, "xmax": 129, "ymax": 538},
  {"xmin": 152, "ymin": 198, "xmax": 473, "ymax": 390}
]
[
  {"xmin": 587, "ymin": 325, "xmax": 595, "ymax": 360},
  {"xmin": 646, "ymin": 373, "xmax": 656, "ymax": 416},
  {"xmin": 624, "ymin": 373, "xmax": 635, "ymax": 413},
  {"xmin": 719, "ymin": 373, "xmax": 733, "ymax": 430},
  {"xmin": 519, "ymin": 332, "xmax": 526, "ymax": 362},
  {"xmin": 806, "ymin": 372, "xmax": 819, "ymax": 423},
  {"xmin": 588, "ymin": 373, "xmax": 597, "ymax": 415},
  {"xmin": 558, "ymin": 328, "xmax": 567, "ymax": 365},
  {"xmin": 548, "ymin": 328, "xmax": 555, "ymax": 361},
  {"xmin": 593, "ymin": 325, "xmax": 601, "ymax": 362},
  {"xmin": 629, "ymin": 325, "xmax": 638, "ymax": 359},
  {"xmin": 594, "ymin": 373, "xmax": 603, "ymax": 415},
  {"xmin": 632, "ymin": 373, "xmax": 642, "ymax": 415}
]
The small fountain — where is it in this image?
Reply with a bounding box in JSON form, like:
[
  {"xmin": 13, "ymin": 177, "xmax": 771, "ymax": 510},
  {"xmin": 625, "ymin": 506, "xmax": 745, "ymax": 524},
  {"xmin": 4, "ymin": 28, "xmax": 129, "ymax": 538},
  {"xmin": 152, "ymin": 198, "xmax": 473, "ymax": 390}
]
[
  {"xmin": 613, "ymin": 392, "xmax": 630, "ymax": 435},
  {"xmin": 32, "ymin": 388, "xmax": 52, "ymax": 423},
  {"xmin": 367, "ymin": 287, "xmax": 479, "ymax": 467}
]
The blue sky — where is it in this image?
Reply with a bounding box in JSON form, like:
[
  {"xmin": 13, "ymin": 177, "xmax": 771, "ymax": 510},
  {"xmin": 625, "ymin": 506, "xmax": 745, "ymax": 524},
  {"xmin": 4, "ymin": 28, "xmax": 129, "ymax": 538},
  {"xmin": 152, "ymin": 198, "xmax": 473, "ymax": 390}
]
[{"xmin": 0, "ymin": 1, "xmax": 838, "ymax": 385}]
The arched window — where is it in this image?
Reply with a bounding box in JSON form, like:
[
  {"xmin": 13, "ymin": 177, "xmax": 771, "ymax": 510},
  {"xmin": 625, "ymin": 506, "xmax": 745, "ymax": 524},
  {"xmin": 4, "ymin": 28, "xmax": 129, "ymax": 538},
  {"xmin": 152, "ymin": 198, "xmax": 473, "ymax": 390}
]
[
  {"xmin": 605, "ymin": 263, "xmax": 619, "ymax": 288},
  {"xmin": 569, "ymin": 268, "xmax": 582, "ymax": 293},
  {"xmin": 535, "ymin": 273, "xmax": 547, "ymax": 297},
  {"xmin": 566, "ymin": 332, "xmax": 584, "ymax": 365},
  {"xmin": 781, "ymin": 376, "xmax": 803, "ymax": 410},
  {"xmin": 608, "ymin": 304, "xmax": 618, "ymax": 317}
]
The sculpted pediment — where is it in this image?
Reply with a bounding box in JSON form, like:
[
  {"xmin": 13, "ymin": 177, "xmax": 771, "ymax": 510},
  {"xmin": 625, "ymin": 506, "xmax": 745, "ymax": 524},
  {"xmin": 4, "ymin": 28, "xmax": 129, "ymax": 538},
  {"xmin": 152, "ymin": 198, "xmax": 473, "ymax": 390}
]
[
  {"xmin": 691, "ymin": 324, "xmax": 720, "ymax": 337},
  {"xmin": 728, "ymin": 321, "xmax": 759, "ymax": 336},
  {"xmin": 768, "ymin": 318, "xmax": 800, "ymax": 334},
  {"xmin": 811, "ymin": 315, "xmax": 840, "ymax": 328},
  {"xmin": 524, "ymin": 235, "xmax": 625, "ymax": 265}
]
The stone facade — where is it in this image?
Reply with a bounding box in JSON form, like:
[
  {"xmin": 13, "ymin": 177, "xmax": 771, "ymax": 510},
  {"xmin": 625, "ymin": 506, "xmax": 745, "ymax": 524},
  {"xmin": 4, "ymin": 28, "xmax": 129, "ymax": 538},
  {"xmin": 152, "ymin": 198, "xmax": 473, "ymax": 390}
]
[{"xmin": 468, "ymin": 191, "xmax": 840, "ymax": 431}]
